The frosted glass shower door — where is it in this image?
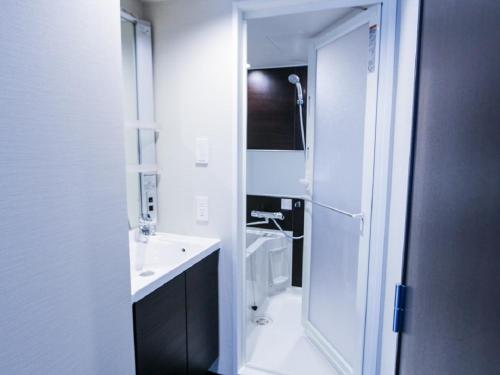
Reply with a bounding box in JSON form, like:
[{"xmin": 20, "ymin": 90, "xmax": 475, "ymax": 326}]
[{"xmin": 303, "ymin": 7, "xmax": 380, "ymax": 375}]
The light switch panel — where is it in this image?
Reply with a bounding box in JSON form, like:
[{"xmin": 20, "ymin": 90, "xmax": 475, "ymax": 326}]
[
  {"xmin": 196, "ymin": 196, "xmax": 209, "ymax": 222},
  {"xmin": 195, "ymin": 137, "xmax": 209, "ymax": 165},
  {"xmin": 141, "ymin": 174, "xmax": 157, "ymax": 222}
]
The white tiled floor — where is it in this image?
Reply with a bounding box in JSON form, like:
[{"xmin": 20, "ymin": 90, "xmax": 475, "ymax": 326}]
[{"xmin": 242, "ymin": 289, "xmax": 339, "ymax": 375}]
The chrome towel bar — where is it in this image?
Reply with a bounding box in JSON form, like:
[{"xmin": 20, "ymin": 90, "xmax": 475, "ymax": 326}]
[{"xmin": 303, "ymin": 197, "xmax": 364, "ymax": 220}]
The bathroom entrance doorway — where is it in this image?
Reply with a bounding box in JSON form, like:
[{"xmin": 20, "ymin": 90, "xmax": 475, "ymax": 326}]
[{"xmin": 235, "ymin": 1, "xmax": 419, "ymax": 374}]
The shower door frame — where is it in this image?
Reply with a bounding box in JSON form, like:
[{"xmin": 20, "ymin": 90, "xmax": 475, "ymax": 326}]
[{"xmin": 234, "ymin": 1, "xmax": 420, "ymax": 374}]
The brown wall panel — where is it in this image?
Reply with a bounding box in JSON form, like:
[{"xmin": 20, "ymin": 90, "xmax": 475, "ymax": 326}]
[{"xmin": 247, "ymin": 66, "xmax": 307, "ymax": 150}]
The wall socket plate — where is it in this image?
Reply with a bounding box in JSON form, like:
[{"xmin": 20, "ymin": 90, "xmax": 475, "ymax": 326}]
[{"xmin": 196, "ymin": 196, "xmax": 209, "ymax": 222}]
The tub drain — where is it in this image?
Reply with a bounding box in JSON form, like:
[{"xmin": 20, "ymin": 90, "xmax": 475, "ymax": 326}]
[{"xmin": 254, "ymin": 316, "xmax": 272, "ymax": 326}]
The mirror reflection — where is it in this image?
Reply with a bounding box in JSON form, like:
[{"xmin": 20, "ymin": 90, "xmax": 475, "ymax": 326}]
[{"xmin": 121, "ymin": 19, "xmax": 141, "ymax": 228}]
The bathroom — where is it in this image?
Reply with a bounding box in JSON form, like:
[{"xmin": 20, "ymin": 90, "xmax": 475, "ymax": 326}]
[
  {"xmin": 121, "ymin": 1, "xmax": 404, "ymax": 373},
  {"xmin": 3, "ymin": 1, "xmax": 499, "ymax": 375},
  {"xmin": 1, "ymin": 1, "xmax": 418, "ymax": 374}
]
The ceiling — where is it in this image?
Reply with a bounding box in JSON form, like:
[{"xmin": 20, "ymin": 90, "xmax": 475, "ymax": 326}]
[{"xmin": 247, "ymin": 8, "xmax": 357, "ymax": 68}]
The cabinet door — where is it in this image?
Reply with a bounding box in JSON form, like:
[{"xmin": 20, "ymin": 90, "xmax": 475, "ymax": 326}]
[
  {"xmin": 133, "ymin": 273, "xmax": 187, "ymax": 375},
  {"xmin": 186, "ymin": 251, "xmax": 219, "ymax": 375}
]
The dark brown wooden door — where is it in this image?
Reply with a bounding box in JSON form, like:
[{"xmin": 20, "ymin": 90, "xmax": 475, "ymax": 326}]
[{"xmin": 398, "ymin": 1, "xmax": 500, "ymax": 374}]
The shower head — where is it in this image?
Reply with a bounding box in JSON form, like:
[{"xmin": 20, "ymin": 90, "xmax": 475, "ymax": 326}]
[
  {"xmin": 288, "ymin": 74, "xmax": 303, "ymax": 103},
  {"xmin": 288, "ymin": 74, "xmax": 300, "ymax": 85}
]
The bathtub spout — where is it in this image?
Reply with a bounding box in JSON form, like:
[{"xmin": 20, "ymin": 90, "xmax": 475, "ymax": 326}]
[{"xmin": 247, "ymin": 218, "xmax": 269, "ymax": 226}]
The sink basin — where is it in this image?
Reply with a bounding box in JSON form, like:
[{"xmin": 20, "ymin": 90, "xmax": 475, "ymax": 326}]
[
  {"xmin": 130, "ymin": 237, "xmax": 191, "ymax": 271},
  {"xmin": 129, "ymin": 231, "xmax": 220, "ymax": 302}
]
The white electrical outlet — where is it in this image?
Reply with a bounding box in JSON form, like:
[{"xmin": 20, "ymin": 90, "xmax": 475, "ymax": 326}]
[{"xmin": 196, "ymin": 196, "xmax": 209, "ymax": 222}]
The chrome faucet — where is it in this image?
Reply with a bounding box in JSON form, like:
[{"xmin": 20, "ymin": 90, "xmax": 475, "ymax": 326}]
[{"xmin": 136, "ymin": 215, "xmax": 156, "ymax": 243}]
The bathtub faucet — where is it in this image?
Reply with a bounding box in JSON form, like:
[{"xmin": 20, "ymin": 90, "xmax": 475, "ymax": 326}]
[
  {"xmin": 247, "ymin": 210, "xmax": 284, "ymax": 226},
  {"xmin": 251, "ymin": 210, "xmax": 284, "ymax": 221},
  {"xmin": 247, "ymin": 210, "xmax": 303, "ymax": 240}
]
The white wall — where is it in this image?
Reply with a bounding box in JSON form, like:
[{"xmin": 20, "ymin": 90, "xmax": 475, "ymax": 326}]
[
  {"xmin": 247, "ymin": 150, "xmax": 305, "ymax": 197},
  {"xmin": 144, "ymin": 0, "xmax": 236, "ymax": 373},
  {"xmin": 121, "ymin": 0, "xmax": 145, "ymax": 18},
  {"xmin": 0, "ymin": 1, "xmax": 135, "ymax": 374}
]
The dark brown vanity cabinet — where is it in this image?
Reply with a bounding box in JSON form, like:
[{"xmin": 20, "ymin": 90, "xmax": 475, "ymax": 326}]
[
  {"xmin": 185, "ymin": 251, "xmax": 220, "ymax": 375},
  {"xmin": 133, "ymin": 273, "xmax": 187, "ymax": 374},
  {"xmin": 133, "ymin": 251, "xmax": 219, "ymax": 375}
]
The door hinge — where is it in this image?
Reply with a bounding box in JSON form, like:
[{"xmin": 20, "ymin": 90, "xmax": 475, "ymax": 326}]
[{"xmin": 392, "ymin": 283, "xmax": 407, "ymax": 333}]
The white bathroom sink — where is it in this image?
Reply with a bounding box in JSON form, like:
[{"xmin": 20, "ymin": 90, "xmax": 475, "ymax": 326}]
[{"xmin": 129, "ymin": 231, "xmax": 220, "ymax": 302}]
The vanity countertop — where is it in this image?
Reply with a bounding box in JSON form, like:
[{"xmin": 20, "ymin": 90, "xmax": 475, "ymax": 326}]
[{"xmin": 129, "ymin": 231, "xmax": 220, "ymax": 302}]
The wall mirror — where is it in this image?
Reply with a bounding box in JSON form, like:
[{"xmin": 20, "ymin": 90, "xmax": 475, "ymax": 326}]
[{"xmin": 121, "ymin": 13, "xmax": 159, "ymax": 229}]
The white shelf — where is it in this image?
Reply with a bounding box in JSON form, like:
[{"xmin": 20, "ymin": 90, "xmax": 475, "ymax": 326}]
[{"xmin": 126, "ymin": 164, "xmax": 161, "ymax": 175}]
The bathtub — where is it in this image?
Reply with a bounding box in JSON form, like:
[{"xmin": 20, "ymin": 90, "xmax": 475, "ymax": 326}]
[{"xmin": 245, "ymin": 228, "xmax": 292, "ymax": 330}]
